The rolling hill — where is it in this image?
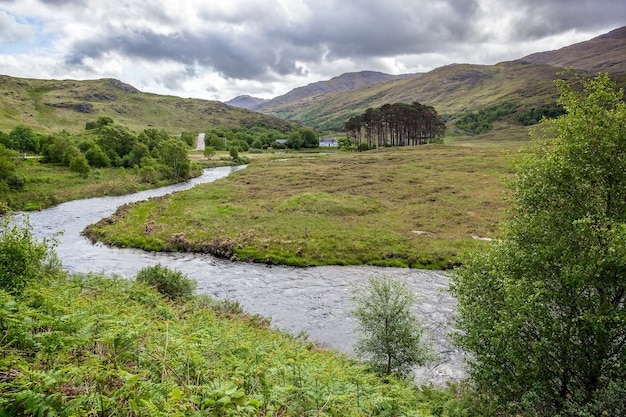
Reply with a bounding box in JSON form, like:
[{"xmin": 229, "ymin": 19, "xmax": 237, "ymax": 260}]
[{"xmin": 0, "ymin": 76, "xmax": 298, "ymax": 134}]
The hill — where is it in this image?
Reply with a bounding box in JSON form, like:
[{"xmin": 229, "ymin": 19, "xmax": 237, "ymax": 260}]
[
  {"xmin": 256, "ymin": 26, "xmax": 626, "ymax": 131},
  {"xmin": 0, "ymin": 76, "xmax": 297, "ymax": 134},
  {"xmin": 259, "ymin": 61, "xmax": 572, "ymax": 131},
  {"xmin": 519, "ymin": 26, "xmax": 626, "ymax": 74},
  {"xmin": 224, "ymin": 94, "xmax": 268, "ymax": 110},
  {"xmin": 251, "ymin": 70, "xmax": 417, "ymax": 112}
]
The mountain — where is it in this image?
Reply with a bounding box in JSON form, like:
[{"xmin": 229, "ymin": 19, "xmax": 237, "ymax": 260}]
[
  {"xmin": 0, "ymin": 76, "xmax": 297, "ymax": 134},
  {"xmin": 253, "ymin": 71, "xmax": 417, "ymax": 112},
  {"xmin": 258, "ymin": 61, "xmax": 570, "ymax": 131},
  {"xmin": 255, "ymin": 26, "xmax": 626, "ymax": 131},
  {"xmin": 519, "ymin": 26, "xmax": 626, "ymax": 74},
  {"xmin": 224, "ymin": 95, "xmax": 268, "ymax": 110}
]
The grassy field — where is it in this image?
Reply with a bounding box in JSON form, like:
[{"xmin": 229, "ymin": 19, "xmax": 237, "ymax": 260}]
[{"xmin": 86, "ymin": 127, "xmax": 528, "ymax": 268}]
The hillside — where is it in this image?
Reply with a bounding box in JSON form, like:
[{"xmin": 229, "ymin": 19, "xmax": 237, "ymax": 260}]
[
  {"xmin": 251, "ymin": 71, "xmax": 417, "ymax": 112},
  {"xmin": 520, "ymin": 26, "xmax": 626, "ymax": 74},
  {"xmin": 0, "ymin": 76, "xmax": 297, "ymax": 134},
  {"xmin": 257, "ymin": 26, "xmax": 626, "ymax": 131},
  {"xmin": 260, "ymin": 61, "xmax": 572, "ymax": 131}
]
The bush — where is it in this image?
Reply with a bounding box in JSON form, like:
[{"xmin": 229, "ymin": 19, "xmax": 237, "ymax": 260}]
[
  {"xmin": 135, "ymin": 263, "xmax": 196, "ymax": 300},
  {"xmin": 69, "ymin": 155, "xmax": 90, "ymax": 176},
  {"xmin": 7, "ymin": 172, "xmax": 26, "ymax": 190},
  {"xmin": 0, "ymin": 216, "xmax": 61, "ymax": 294}
]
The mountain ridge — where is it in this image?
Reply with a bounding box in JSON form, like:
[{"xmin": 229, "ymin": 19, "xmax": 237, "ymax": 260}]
[
  {"xmin": 226, "ymin": 71, "xmax": 418, "ymax": 111},
  {"xmin": 518, "ymin": 26, "xmax": 626, "ymax": 74}
]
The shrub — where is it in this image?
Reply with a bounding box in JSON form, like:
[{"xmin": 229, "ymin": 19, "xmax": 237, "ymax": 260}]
[
  {"xmin": 0, "ymin": 216, "xmax": 61, "ymax": 294},
  {"xmin": 7, "ymin": 172, "xmax": 26, "ymax": 190},
  {"xmin": 69, "ymin": 155, "xmax": 90, "ymax": 176},
  {"xmin": 135, "ymin": 263, "xmax": 196, "ymax": 300}
]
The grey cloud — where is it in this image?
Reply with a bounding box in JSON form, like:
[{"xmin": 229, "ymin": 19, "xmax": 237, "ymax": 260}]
[
  {"xmin": 501, "ymin": 0, "xmax": 626, "ymax": 40},
  {"xmin": 62, "ymin": 0, "xmax": 623, "ymax": 85},
  {"xmin": 65, "ymin": 27, "xmax": 306, "ymax": 80}
]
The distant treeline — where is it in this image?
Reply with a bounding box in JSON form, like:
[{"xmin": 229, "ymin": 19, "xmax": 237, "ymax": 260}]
[
  {"xmin": 343, "ymin": 102, "xmax": 446, "ymax": 150},
  {"xmin": 455, "ymin": 102, "xmax": 567, "ymax": 134}
]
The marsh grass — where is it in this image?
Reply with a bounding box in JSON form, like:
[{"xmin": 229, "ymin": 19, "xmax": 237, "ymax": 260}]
[{"xmin": 88, "ymin": 136, "xmax": 520, "ymax": 268}]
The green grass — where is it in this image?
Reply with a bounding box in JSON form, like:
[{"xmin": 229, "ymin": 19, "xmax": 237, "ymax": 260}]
[
  {"xmin": 5, "ymin": 159, "xmax": 172, "ymax": 211},
  {"xmin": 87, "ymin": 132, "xmax": 523, "ymax": 268},
  {"xmin": 0, "ymin": 75, "xmax": 298, "ymax": 135},
  {"xmin": 0, "ymin": 271, "xmax": 465, "ymax": 416}
]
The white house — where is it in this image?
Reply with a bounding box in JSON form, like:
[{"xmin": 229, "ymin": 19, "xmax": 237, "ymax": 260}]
[{"xmin": 319, "ymin": 137, "xmax": 338, "ymax": 147}]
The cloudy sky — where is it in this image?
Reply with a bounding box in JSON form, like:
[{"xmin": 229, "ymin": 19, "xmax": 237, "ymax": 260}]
[{"xmin": 1, "ymin": 0, "xmax": 625, "ymax": 102}]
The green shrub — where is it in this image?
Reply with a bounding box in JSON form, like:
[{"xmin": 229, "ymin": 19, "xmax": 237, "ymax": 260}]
[
  {"xmin": 135, "ymin": 263, "xmax": 196, "ymax": 300},
  {"xmin": 7, "ymin": 172, "xmax": 26, "ymax": 190},
  {"xmin": 0, "ymin": 216, "xmax": 61, "ymax": 294}
]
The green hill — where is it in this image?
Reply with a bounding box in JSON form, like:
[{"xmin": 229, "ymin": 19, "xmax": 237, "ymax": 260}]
[
  {"xmin": 0, "ymin": 76, "xmax": 298, "ymax": 134},
  {"xmin": 259, "ymin": 61, "xmax": 574, "ymax": 131}
]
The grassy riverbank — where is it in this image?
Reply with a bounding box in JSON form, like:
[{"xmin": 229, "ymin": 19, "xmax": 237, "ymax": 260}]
[
  {"xmin": 1, "ymin": 263, "xmax": 467, "ymax": 415},
  {"xmin": 86, "ymin": 129, "xmax": 525, "ymax": 268}
]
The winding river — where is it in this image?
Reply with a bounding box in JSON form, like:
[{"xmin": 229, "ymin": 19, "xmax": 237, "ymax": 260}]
[{"xmin": 19, "ymin": 166, "xmax": 464, "ymax": 385}]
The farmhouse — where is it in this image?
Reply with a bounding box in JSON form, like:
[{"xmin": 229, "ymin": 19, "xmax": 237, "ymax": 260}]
[{"xmin": 319, "ymin": 137, "xmax": 338, "ymax": 147}]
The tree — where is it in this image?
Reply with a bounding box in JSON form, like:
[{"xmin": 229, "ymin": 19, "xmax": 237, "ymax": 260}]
[
  {"xmin": 9, "ymin": 125, "xmax": 39, "ymax": 154},
  {"xmin": 300, "ymin": 128, "xmax": 319, "ymax": 148},
  {"xmin": 351, "ymin": 275, "xmax": 433, "ymax": 378},
  {"xmin": 203, "ymin": 146, "xmax": 216, "ymax": 160},
  {"xmin": 97, "ymin": 124, "xmax": 137, "ymax": 166},
  {"xmin": 85, "ymin": 144, "xmax": 111, "ymax": 167},
  {"xmin": 450, "ymin": 73, "xmax": 626, "ymax": 416},
  {"xmin": 285, "ymin": 130, "xmax": 303, "ymax": 149},
  {"xmin": 158, "ymin": 139, "xmax": 190, "ymax": 180}
]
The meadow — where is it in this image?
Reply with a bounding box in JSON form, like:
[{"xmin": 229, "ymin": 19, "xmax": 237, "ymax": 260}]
[{"xmin": 85, "ymin": 126, "xmax": 529, "ymax": 268}]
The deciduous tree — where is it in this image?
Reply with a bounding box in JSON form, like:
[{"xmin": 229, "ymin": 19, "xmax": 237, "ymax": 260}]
[
  {"xmin": 351, "ymin": 275, "xmax": 433, "ymax": 378},
  {"xmin": 450, "ymin": 73, "xmax": 626, "ymax": 416}
]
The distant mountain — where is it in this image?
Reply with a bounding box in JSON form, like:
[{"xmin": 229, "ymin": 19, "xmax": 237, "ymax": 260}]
[
  {"xmin": 225, "ymin": 95, "xmax": 268, "ymax": 110},
  {"xmin": 519, "ymin": 26, "xmax": 626, "ymax": 74},
  {"xmin": 0, "ymin": 76, "xmax": 298, "ymax": 134},
  {"xmin": 254, "ymin": 71, "xmax": 417, "ymax": 112},
  {"xmin": 255, "ymin": 26, "xmax": 626, "ymax": 131}
]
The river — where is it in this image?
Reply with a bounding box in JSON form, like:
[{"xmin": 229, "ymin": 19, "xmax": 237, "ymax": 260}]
[{"xmin": 18, "ymin": 166, "xmax": 464, "ymax": 385}]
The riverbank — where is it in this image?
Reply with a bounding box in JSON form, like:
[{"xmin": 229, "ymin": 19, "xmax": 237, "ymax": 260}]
[
  {"xmin": 0, "ymin": 262, "xmax": 465, "ymax": 415},
  {"xmin": 85, "ymin": 143, "xmax": 514, "ymax": 268},
  {"xmin": 3, "ymin": 158, "xmax": 207, "ymax": 211}
]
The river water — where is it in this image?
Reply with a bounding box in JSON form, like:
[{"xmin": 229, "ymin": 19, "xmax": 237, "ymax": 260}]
[{"xmin": 18, "ymin": 166, "xmax": 464, "ymax": 385}]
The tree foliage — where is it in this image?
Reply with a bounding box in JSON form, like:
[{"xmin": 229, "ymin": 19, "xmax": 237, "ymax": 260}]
[
  {"xmin": 450, "ymin": 73, "xmax": 626, "ymax": 416},
  {"xmin": 351, "ymin": 275, "xmax": 433, "ymax": 378},
  {"xmin": 344, "ymin": 102, "xmax": 445, "ymax": 149},
  {"xmin": 454, "ymin": 102, "xmax": 518, "ymax": 134}
]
